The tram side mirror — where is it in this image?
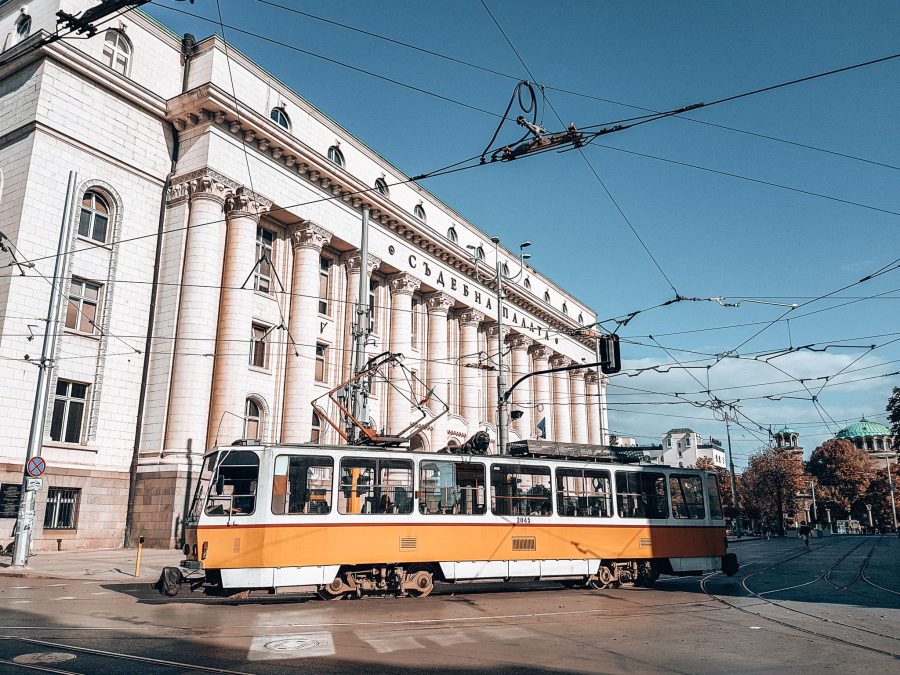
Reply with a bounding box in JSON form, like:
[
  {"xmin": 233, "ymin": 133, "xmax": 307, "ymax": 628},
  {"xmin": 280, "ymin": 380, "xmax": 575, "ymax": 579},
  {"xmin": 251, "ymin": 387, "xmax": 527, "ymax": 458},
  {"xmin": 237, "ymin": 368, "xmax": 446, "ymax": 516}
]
[
  {"xmin": 599, "ymin": 334, "xmax": 621, "ymax": 374},
  {"xmin": 215, "ymin": 473, "xmax": 225, "ymax": 496}
]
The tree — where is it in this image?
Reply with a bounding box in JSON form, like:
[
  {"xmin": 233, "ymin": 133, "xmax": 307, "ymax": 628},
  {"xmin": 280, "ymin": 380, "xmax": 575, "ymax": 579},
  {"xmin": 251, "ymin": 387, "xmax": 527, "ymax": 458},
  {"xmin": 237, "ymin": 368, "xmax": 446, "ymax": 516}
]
[
  {"xmin": 694, "ymin": 457, "xmax": 735, "ymax": 516},
  {"xmin": 866, "ymin": 460, "xmax": 899, "ymax": 532},
  {"xmin": 886, "ymin": 386, "xmax": 900, "ymax": 450},
  {"xmin": 806, "ymin": 439, "xmax": 874, "ymax": 519},
  {"xmin": 740, "ymin": 448, "xmax": 805, "ymax": 535}
]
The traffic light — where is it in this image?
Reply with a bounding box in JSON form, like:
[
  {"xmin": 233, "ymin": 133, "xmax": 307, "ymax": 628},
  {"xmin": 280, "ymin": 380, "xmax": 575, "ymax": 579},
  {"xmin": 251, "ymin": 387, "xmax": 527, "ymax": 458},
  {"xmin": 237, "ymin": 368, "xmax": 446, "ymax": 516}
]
[{"xmin": 598, "ymin": 334, "xmax": 621, "ymax": 374}]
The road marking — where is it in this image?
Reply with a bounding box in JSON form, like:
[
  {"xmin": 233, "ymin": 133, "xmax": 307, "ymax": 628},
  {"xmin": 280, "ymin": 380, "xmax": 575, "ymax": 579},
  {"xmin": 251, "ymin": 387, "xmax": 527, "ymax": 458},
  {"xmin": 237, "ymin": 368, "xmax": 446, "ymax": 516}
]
[
  {"xmin": 364, "ymin": 636, "xmax": 425, "ymax": 653},
  {"xmin": 9, "ymin": 600, "xmax": 31, "ymax": 604},
  {"xmin": 247, "ymin": 633, "xmax": 335, "ymax": 660},
  {"xmin": 422, "ymin": 630, "xmax": 477, "ymax": 647},
  {"xmin": 12, "ymin": 652, "xmax": 76, "ymax": 665},
  {"xmin": 90, "ymin": 592, "xmax": 109, "ymax": 596},
  {"xmin": 479, "ymin": 625, "xmax": 536, "ymax": 640},
  {"xmin": 10, "ymin": 587, "xmax": 33, "ymax": 590},
  {"xmin": 46, "ymin": 584, "xmax": 67, "ymax": 588},
  {"xmin": 57, "ymin": 597, "xmax": 76, "ymax": 600}
]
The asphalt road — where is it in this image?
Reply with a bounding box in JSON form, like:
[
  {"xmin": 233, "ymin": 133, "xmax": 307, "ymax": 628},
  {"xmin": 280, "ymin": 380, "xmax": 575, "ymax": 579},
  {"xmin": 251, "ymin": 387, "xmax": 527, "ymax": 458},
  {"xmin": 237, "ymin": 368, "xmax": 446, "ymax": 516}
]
[{"xmin": 0, "ymin": 536, "xmax": 896, "ymax": 673}]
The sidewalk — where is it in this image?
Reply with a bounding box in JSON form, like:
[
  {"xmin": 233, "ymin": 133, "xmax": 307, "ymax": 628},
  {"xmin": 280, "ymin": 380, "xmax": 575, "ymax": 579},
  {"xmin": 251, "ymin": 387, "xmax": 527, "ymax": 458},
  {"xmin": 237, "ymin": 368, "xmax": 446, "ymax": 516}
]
[{"xmin": 0, "ymin": 547, "xmax": 183, "ymax": 582}]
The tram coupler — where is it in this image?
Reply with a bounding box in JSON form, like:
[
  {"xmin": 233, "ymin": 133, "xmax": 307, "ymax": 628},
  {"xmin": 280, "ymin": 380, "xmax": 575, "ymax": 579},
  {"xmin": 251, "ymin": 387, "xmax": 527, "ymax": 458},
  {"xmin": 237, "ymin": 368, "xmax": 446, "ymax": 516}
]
[{"xmin": 721, "ymin": 553, "xmax": 739, "ymax": 577}]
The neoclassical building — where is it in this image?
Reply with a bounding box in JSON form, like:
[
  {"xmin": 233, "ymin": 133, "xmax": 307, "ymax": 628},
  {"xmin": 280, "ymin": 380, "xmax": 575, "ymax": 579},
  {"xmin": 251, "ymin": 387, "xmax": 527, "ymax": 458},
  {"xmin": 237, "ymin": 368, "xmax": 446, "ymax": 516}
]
[{"xmin": 0, "ymin": 1, "xmax": 608, "ymax": 549}]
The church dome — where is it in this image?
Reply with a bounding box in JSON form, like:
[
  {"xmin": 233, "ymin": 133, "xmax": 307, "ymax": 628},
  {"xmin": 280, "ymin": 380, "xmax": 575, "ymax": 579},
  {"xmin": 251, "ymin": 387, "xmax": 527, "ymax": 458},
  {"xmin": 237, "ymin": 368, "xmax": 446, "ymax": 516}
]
[
  {"xmin": 775, "ymin": 426, "xmax": 796, "ymax": 435},
  {"xmin": 836, "ymin": 418, "xmax": 891, "ymax": 439}
]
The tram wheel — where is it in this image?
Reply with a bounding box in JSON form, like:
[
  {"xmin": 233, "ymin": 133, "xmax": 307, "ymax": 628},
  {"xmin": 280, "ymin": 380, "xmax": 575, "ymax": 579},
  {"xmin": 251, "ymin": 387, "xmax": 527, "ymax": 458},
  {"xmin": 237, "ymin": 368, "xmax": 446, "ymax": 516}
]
[
  {"xmin": 406, "ymin": 570, "xmax": 434, "ymax": 598},
  {"xmin": 317, "ymin": 578, "xmax": 347, "ymax": 601},
  {"xmin": 590, "ymin": 566, "xmax": 615, "ymax": 589}
]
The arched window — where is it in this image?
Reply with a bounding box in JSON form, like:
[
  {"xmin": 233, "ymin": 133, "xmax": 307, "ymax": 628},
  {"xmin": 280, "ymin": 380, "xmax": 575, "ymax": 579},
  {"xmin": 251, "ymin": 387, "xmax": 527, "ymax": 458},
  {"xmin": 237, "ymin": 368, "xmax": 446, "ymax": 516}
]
[
  {"xmin": 15, "ymin": 12, "xmax": 31, "ymax": 42},
  {"xmin": 409, "ymin": 433, "xmax": 427, "ymax": 453},
  {"xmin": 543, "ymin": 290, "xmax": 551, "ymax": 303},
  {"xmin": 414, "ymin": 204, "xmax": 426, "ymax": 222},
  {"xmin": 327, "ymin": 145, "xmax": 345, "ymax": 167},
  {"xmin": 78, "ymin": 191, "xmax": 111, "ymax": 243},
  {"xmin": 475, "ymin": 246, "xmax": 485, "ymax": 261},
  {"xmin": 374, "ymin": 177, "xmax": 389, "ymax": 197},
  {"xmin": 102, "ymin": 29, "xmax": 132, "ymax": 76},
  {"xmin": 270, "ymin": 107, "xmax": 290, "ymax": 129},
  {"xmin": 311, "ymin": 412, "xmax": 322, "ymax": 443},
  {"xmin": 446, "ymin": 226, "xmax": 458, "ymax": 243},
  {"xmin": 244, "ymin": 398, "xmax": 263, "ymax": 440},
  {"xmin": 524, "ymin": 277, "xmax": 531, "ymax": 290}
]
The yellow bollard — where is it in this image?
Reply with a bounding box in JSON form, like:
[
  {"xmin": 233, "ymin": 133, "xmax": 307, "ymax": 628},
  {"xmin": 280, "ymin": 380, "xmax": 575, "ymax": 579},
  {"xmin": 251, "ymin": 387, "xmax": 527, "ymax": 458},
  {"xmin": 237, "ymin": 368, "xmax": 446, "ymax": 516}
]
[{"xmin": 134, "ymin": 536, "xmax": 144, "ymax": 577}]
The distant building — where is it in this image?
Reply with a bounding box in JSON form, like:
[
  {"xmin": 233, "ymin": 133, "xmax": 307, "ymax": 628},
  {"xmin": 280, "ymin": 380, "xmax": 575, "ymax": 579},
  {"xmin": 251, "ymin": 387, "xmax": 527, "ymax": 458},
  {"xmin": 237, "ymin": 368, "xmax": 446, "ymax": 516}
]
[
  {"xmin": 773, "ymin": 426, "xmax": 804, "ymax": 458},
  {"xmin": 658, "ymin": 428, "xmax": 726, "ymax": 468},
  {"xmin": 835, "ymin": 418, "xmax": 896, "ymax": 459},
  {"xmin": 610, "ymin": 436, "xmax": 637, "ymax": 447}
]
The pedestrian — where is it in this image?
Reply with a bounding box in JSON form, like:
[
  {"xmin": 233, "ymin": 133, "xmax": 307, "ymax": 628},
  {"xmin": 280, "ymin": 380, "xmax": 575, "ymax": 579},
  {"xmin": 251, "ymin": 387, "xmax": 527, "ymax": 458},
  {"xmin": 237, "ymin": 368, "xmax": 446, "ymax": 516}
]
[{"xmin": 799, "ymin": 523, "xmax": 810, "ymax": 548}]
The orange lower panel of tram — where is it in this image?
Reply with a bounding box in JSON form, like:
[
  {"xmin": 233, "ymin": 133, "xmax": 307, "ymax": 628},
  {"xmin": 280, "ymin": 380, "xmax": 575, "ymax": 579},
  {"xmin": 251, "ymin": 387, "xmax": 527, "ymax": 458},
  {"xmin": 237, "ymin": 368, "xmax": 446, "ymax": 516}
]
[{"xmin": 194, "ymin": 523, "xmax": 727, "ymax": 570}]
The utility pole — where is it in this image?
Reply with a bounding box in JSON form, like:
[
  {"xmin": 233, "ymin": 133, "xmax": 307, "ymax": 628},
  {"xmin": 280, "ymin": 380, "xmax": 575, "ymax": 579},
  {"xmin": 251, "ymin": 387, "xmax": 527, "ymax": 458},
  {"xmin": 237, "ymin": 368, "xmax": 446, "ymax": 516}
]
[
  {"xmin": 810, "ymin": 480, "xmax": 817, "ymax": 526},
  {"xmin": 886, "ymin": 454, "xmax": 899, "ymax": 537},
  {"xmin": 724, "ymin": 413, "xmax": 742, "ymax": 537},
  {"xmin": 346, "ymin": 206, "xmax": 371, "ymax": 443},
  {"xmin": 12, "ymin": 171, "xmax": 77, "ymax": 567}
]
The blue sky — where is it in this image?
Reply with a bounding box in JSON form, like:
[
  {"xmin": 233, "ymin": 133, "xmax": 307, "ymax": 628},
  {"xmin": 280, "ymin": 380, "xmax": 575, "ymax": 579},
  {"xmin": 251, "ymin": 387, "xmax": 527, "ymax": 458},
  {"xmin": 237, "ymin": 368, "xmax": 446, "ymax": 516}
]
[{"xmin": 147, "ymin": 0, "xmax": 900, "ymax": 467}]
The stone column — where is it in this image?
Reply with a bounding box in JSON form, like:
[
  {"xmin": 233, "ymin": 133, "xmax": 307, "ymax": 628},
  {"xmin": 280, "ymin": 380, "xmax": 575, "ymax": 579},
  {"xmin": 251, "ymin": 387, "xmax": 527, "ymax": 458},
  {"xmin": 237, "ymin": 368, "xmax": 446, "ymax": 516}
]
[
  {"xmin": 281, "ymin": 221, "xmax": 332, "ymax": 443},
  {"xmin": 387, "ymin": 273, "xmax": 421, "ymax": 435},
  {"xmin": 507, "ymin": 333, "xmax": 534, "ymax": 440},
  {"xmin": 551, "ymin": 354, "xmax": 573, "ymax": 443},
  {"xmin": 341, "ymin": 252, "xmax": 381, "ymax": 381},
  {"xmin": 425, "ymin": 292, "xmax": 454, "ymax": 450},
  {"xmin": 586, "ymin": 372, "xmax": 602, "ymax": 445},
  {"xmin": 570, "ymin": 368, "xmax": 589, "ymax": 444},
  {"xmin": 457, "ymin": 308, "xmax": 484, "ymax": 433},
  {"xmin": 207, "ymin": 188, "xmax": 269, "ymax": 449},
  {"xmin": 530, "ymin": 345, "xmax": 554, "ymax": 440},
  {"xmin": 164, "ymin": 175, "xmax": 228, "ymax": 456},
  {"xmin": 600, "ymin": 375, "xmax": 610, "ymax": 445},
  {"xmin": 485, "ymin": 324, "xmax": 509, "ymax": 437}
]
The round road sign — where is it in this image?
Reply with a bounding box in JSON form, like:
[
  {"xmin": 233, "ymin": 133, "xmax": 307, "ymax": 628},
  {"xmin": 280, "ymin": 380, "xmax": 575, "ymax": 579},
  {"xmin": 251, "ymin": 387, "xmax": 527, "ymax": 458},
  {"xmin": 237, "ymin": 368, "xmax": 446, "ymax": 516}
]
[{"xmin": 26, "ymin": 457, "xmax": 45, "ymax": 478}]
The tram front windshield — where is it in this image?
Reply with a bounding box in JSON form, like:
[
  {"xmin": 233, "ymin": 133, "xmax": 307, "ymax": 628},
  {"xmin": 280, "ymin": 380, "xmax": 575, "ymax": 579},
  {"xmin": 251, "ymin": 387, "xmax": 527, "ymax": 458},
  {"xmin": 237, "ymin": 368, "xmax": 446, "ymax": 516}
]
[{"xmin": 189, "ymin": 450, "xmax": 260, "ymax": 519}]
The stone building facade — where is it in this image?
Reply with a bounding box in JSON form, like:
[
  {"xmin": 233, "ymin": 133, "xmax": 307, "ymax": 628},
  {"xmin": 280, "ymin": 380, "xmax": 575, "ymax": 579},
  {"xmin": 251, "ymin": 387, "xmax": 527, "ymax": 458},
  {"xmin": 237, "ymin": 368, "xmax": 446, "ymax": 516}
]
[{"xmin": 0, "ymin": 1, "xmax": 607, "ymax": 549}]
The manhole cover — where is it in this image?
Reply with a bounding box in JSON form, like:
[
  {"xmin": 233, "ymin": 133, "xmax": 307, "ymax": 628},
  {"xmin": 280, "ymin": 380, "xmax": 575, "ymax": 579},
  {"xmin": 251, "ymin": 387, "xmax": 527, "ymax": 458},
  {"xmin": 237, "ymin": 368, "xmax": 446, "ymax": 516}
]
[
  {"xmin": 13, "ymin": 652, "xmax": 76, "ymax": 665},
  {"xmin": 265, "ymin": 638, "xmax": 322, "ymax": 652}
]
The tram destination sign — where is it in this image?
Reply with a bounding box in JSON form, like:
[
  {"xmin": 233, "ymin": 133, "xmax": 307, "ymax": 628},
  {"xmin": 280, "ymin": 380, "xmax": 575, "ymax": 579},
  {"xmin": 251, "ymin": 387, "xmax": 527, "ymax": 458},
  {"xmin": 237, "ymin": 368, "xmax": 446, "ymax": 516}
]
[{"xmin": 0, "ymin": 483, "xmax": 21, "ymax": 518}]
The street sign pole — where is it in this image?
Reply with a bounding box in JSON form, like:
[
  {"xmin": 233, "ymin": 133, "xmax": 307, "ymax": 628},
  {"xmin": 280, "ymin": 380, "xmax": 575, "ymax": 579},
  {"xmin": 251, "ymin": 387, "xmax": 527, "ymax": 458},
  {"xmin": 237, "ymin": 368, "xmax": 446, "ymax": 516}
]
[{"xmin": 12, "ymin": 171, "xmax": 77, "ymax": 567}]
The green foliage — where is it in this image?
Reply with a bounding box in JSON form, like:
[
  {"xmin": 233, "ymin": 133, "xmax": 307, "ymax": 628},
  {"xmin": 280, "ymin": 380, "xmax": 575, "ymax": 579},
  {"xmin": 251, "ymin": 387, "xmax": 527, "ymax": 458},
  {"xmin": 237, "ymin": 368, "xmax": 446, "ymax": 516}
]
[{"xmin": 886, "ymin": 386, "xmax": 900, "ymax": 450}]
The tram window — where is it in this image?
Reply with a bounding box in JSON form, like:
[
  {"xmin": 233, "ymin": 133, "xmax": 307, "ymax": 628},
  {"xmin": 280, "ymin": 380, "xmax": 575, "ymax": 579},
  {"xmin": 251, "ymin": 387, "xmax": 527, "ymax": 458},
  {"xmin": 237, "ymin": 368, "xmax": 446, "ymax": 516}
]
[
  {"xmin": 271, "ymin": 455, "xmax": 333, "ymax": 515},
  {"xmin": 205, "ymin": 450, "xmax": 259, "ymax": 517},
  {"xmin": 556, "ymin": 468, "xmax": 612, "ymax": 518},
  {"xmin": 615, "ymin": 471, "xmax": 668, "ymax": 519},
  {"xmin": 669, "ymin": 474, "xmax": 706, "ymax": 519},
  {"xmin": 190, "ymin": 452, "xmax": 219, "ymax": 521},
  {"xmin": 706, "ymin": 475, "xmax": 724, "ymax": 520},
  {"xmin": 338, "ymin": 457, "xmax": 413, "ymax": 514},
  {"xmin": 490, "ymin": 464, "xmax": 552, "ymax": 517},
  {"xmin": 419, "ymin": 461, "xmax": 486, "ymax": 515}
]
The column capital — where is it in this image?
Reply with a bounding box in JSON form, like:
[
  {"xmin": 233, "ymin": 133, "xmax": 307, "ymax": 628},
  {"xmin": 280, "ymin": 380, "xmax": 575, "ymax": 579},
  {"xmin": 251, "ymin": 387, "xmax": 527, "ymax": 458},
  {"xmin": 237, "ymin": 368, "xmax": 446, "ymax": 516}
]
[
  {"xmin": 289, "ymin": 220, "xmax": 332, "ymax": 251},
  {"xmin": 457, "ymin": 307, "xmax": 485, "ymax": 327},
  {"xmin": 506, "ymin": 333, "xmax": 534, "ymax": 351},
  {"xmin": 529, "ymin": 344, "xmax": 554, "ymax": 361},
  {"xmin": 224, "ymin": 186, "xmax": 271, "ymax": 221},
  {"xmin": 568, "ymin": 367, "xmax": 587, "ymax": 379},
  {"xmin": 389, "ymin": 273, "xmax": 421, "ymax": 297},
  {"xmin": 550, "ymin": 354, "xmax": 574, "ymax": 369},
  {"xmin": 185, "ymin": 173, "xmax": 229, "ymax": 206},
  {"xmin": 585, "ymin": 370, "xmax": 600, "ymax": 385},
  {"xmin": 486, "ymin": 324, "xmax": 511, "ymax": 342},
  {"xmin": 343, "ymin": 251, "xmax": 381, "ymax": 275},
  {"xmin": 425, "ymin": 291, "xmax": 454, "ymax": 314}
]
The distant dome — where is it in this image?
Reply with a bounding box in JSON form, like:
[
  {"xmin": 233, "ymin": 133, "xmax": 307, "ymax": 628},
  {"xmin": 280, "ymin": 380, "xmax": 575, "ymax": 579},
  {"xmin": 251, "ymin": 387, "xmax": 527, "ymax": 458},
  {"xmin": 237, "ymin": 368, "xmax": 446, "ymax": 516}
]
[
  {"xmin": 836, "ymin": 418, "xmax": 891, "ymax": 439},
  {"xmin": 775, "ymin": 426, "xmax": 796, "ymax": 435}
]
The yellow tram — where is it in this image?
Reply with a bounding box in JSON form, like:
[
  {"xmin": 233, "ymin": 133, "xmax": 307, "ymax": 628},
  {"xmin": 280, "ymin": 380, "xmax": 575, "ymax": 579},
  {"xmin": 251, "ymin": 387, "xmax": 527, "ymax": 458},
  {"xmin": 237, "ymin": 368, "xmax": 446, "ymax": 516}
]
[{"xmin": 171, "ymin": 442, "xmax": 736, "ymax": 598}]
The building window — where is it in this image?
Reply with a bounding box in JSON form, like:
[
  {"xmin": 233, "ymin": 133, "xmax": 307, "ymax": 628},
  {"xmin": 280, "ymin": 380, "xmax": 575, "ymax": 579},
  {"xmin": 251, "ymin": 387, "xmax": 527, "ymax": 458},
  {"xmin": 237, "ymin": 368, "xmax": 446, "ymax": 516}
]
[
  {"xmin": 244, "ymin": 398, "xmax": 263, "ymax": 440},
  {"xmin": 78, "ymin": 191, "xmax": 110, "ymax": 244},
  {"xmin": 315, "ymin": 344, "xmax": 327, "ymax": 382},
  {"xmin": 375, "ymin": 178, "xmax": 389, "ymax": 197},
  {"xmin": 369, "ymin": 281, "xmax": 378, "ymax": 333},
  {"xmin": 311, "ymin": 412, "xmax": 322, "ymax": 443},
  {"xmin": 270, "ymin": 106, "xmax": 290, "ymax": 129},
  {"xmin": 327, "ymin": 145, "xmax": 345, "ymax": 167},
  {"xmin": 254, "ymin": 228, "xmax": 274, "ymax": 293},
  {"xmin": 685, "ymin": 435, "xmax": 692, "ymax": 447},
  {"xmin": 250, "ymin": 323, "xmax": 270, "ymax": 369},
  {"xmin": 543, "ymin": 290, "xmax": 551, "ymax": 303},
  {"xmin": 447, "ymin": 226, "xmax": 458, "ymax": 243},
  {"xmin": 15, "ymin": 12, "xmax": 31, "ymax": 41},
  {"xmin": 318, "ymin": 257, "xmax": 330, "ymax": 315},
  {"xmin": 102, "ymin": 29, "xmax": 132, "ymax": 76},
  {"xmin": 65, "ymin": 278, "xmax": 101, "ymax": 334},
  {"xmin": 414, "ymin": 204, "xmax": 426, "ymax": 222},
  {"xmin": 43, "ymin": 488, "xmax": 80, "ymax": 530},
  {"xmin": 411, "ymin": 297, "xmax": 420, "ymax": 347},
  {"xmin": 50, "ymin": 380, "xmax": 88, "ymax": 444}
]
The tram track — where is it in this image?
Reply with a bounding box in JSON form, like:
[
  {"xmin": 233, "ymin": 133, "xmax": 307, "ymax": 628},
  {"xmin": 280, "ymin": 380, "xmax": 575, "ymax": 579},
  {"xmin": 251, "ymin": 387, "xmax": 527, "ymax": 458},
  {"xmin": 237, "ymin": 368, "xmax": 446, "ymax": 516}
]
[
  {"xmin": 859, "ymin": 536, "xmax": 900, "ymax": 597},
  {"xmin": 700, "ymin": 536, "xmax": 899, "ymax": 659}
]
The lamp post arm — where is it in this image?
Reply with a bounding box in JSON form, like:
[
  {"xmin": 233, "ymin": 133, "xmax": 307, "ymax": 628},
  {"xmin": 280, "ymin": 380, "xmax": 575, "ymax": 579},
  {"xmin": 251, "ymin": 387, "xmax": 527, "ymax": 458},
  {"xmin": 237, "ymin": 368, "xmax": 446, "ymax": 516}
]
[{"xmin": 503, "ymin": 360, "xmax": 605, "ymax": 403}]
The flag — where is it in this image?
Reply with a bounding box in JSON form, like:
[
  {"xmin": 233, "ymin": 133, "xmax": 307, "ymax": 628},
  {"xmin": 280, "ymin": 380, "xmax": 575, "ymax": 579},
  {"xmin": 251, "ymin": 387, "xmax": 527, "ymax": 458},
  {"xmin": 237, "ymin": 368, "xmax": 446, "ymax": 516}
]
[
  {"xmin": 536, "ymin": 417, "xmax": 547, "ymax": 439},
  {"xmin": 419, "ymin": 387, "xmax": 434, "ymax": 406}
]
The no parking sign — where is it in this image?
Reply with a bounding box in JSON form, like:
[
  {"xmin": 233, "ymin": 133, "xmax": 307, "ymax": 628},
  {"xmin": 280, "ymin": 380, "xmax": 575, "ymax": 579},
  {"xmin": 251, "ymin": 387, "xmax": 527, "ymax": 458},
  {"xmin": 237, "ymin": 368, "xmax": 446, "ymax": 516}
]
[{"xmin": 26, "ymin": 457, "xmax": 45, "ymax": 478}]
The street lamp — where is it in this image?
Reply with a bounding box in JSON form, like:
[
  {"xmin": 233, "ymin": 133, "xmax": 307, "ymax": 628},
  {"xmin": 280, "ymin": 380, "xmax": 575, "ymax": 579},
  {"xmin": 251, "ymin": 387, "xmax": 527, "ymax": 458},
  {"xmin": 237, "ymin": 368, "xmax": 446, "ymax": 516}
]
[{"xmin": 469, "ymin": 237, "xmax": 531, "ymax": 455}]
